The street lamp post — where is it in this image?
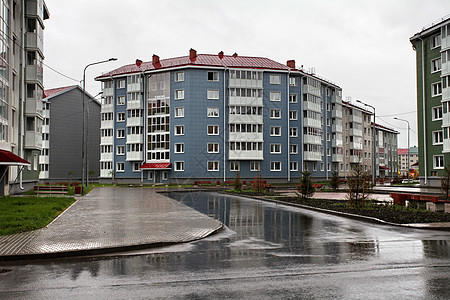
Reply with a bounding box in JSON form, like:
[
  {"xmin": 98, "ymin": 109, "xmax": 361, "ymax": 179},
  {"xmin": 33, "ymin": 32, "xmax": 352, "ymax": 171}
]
[
  {"xmin": 394, "ymin": 117, "xmax": 410, "ymax": 181},
  {"xmin": 356, "ymin": 100, "xmax": 376, "ymax": 185},
  {"xmin": 82, "ymin": 58, "xmax": 117, "ymax": 195}
]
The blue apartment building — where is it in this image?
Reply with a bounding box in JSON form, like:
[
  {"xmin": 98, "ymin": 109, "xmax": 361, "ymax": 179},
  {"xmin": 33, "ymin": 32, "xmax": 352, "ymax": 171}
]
[{"xmin": 95, "ymin": 49, "xmax": 344, "ymax": 184}]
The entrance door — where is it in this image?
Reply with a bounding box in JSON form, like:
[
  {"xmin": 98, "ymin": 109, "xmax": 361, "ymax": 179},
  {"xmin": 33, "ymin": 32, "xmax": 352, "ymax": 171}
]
[{"xmin": 155, "ymin": 171, "xmax": 161, "ymax": 183}]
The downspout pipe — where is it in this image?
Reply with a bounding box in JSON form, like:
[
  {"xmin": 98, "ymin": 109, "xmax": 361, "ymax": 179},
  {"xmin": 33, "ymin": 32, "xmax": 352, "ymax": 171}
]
[
  {"xmin": 420, "ymin": 38, "xmax": 428, "ymax": 185},
  {"xmin": 287, "ymin": 71, "xmax": 290, "ymax": 182},
  {"xmin": 223, "ymin": 67, "xmax": 227, "ymax": 182},
  {"xmin": 19, "ymin": 0, "xmax": 25, "ymax": 190}
]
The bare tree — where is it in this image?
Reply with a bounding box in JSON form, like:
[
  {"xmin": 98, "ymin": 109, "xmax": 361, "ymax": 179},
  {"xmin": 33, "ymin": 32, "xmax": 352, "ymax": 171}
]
[{"xmin": 347, "ymin": 162, "xmax": 372, "ymax": 207}]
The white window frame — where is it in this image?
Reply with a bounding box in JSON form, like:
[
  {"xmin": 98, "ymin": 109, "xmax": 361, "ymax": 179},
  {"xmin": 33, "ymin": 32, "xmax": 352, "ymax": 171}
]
[
  {"xmin": 270, "ymin": 109, "xmax": 281, "ymax": 119},
  {"xmin": 117, "ymin": 145, "xmax": 125, "ymax": 155},
  {"xmin": 432, "ymin": 106, "xmax": 443, "ymax": 121},
  {"xmin": 175, "ymin": 125, "xmax": 184, "ymax": 136},
  {"xmin": 117, "ymin": 112, "xmax": 125, "ymax": 122},
  {"xmin": 174, "ymin": 143, "xmax": 184, "ymax": 153},
  {"xmin": 270, "ymin": 74, "xmax": 281, "ymax": 84},
  {"xmin": 207, "ymin": 107, "xmax": 219, "ymax": 118},
  {"xmin": 207, "ymin": 71, "xmax": 219, "ymax": 82},
  {"xmin": 290, "ymin": 127, "xmax": 298, "ymax": 137},
  {"xmin": 117, "ymin": 79, "xmax": 125, "ymax": 89},
  {"xmin": 175, "ymin": 71, "xmax": 184, "ymax": 82},
  {"xmin": 431, "ymin": 34, "xmax": 441, "ymax": 49},
  {"xmin": 207, "ymin": 161, "xmax": 219, "ymax": 171},
  {"xmin": 289, "ymin": 77, "xmax": 297, "ymax": 86},
  {"xmin": 175, "ymin": 89, "xmax": 185, "ymax": 100},
  {"xmin": 270, "ymin": 126, "xmax": 281, "ymax": 136},
  {"xmin": 175, "ymin": 107, "xmax": 184, "ymax": 118},
  {"xmin": 433, "ymin": 130, "xmax": 443, "ymax": 145},
  {"xmin": 290, "ymin": 144, "xmax": 298, "ymax": 154},
  {"xmin": 270, "ymin": 161, "xmax": 281, "ymax": 171},
  {"xmin": 289, "ymin": 110, "xmax": 298, "ymax": 120},
  {"xmin": 289, "ymin": 94, "xmax": 297, "ymax": 103},
  {"xmin": 133, "ymin": 162, "xmax": 141, "ymax": 172},
  {"xmin": 230, "ymin": 161, "xmax": 240, "ymax": 172},
  {"xmin": 270, "ymin": 91, "xmax": 281, "ymax": 101},
  {"xmin": 207, "ymin": 125, "xmax": 219, "ymax": 135},
  {"xmin": 290, "ymin": 161, "xmax": 298, "ymax": 171},
  {"xmin": 270, "ymin": 144, "xmax": 281, "ymax": 154},
  {"xmin": 174, "ymin": 161, "xmax": 184, "ymax": 171},
  {"xmin": 117, "ymin": 96, "xmax": 125, "ymax": 105},
  {"xmin": 207, "ymin": 143, "xmax": 219, "ymax": 153},
  {"xmin": 433, "ymin": 155, "xmax": 444, "ymax": 169},
  {"xmin": 432, "ymin": 82, "xmax": 442, "ymax": 97},
  {"xmin": 250, "ymin": 161, "xmax": 260, "ymax": 172},
  {"xmin": 431, "ymin": 58, "xmax": 442, "ymax": 73},
  {"xmin": 117, "ymin": 129, "xmax": 125, "ymax": 138},
  {"xmin": 116, "ymin": 162, "xmax": 125, "ymax": 172},
  {"xmin": 207, "ymin": 89, "xmax": 219, "ymax": 99}
]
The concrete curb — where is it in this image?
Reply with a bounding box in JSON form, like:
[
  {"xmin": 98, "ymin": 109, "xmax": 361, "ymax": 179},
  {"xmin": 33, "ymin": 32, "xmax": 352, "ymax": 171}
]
[{"xmin": 222, "ymin": 192, "xmax": 450, "ymax": 231}]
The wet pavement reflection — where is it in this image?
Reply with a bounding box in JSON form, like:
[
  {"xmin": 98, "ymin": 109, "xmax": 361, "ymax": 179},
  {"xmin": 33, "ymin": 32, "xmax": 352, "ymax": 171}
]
[{"xmin": 1, "ymin": 191, "xmax": 450, "ymax": 299}]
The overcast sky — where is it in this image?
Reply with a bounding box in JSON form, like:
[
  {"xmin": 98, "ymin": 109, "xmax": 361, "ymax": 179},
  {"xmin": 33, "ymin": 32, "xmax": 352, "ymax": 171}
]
[{"xmin": 43, "ymin": 0, "xmax": 450, "ymax": 148}]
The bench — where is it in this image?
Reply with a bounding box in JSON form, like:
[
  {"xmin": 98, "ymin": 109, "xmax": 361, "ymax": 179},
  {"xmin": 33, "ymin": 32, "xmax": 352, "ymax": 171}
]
[
  {"xmin": 390, "ymin": 192, "xmax": 450, "ymax": 212},
  {"xmin": 194, "ymin": 181, "xmax": 212, "ymax": 187},
  {"xmin": 34, "ymin": 185, "xmax": 68, "ymax": 195},
  {"xmin": 295, "ymin": 183, "xmax": 323, "ymax": 189}
]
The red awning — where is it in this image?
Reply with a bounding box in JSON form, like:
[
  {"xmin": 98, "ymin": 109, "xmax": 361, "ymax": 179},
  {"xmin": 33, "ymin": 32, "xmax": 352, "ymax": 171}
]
[
  {"xmin": 0, "ymin": 149, "xmax": 30, "ymax": 166},
  {"xmin": 140, "ymin": 163, "xmax": 172, "ymax": 170},
  {"xmin": 379, "ymin": 165, "xmax": 389, "ymax": 170}
]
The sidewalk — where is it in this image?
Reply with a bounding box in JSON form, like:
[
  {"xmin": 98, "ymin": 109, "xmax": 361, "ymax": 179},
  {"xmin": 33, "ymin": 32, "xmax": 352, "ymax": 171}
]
[{"xmin": 0, "ymin": 187, "xmax": 223, "ymax": 261}]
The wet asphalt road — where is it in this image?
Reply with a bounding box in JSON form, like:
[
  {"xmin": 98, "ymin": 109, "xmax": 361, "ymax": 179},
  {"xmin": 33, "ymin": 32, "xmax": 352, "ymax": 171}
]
[{"xmin": 1, "ymin": 191, "xmax": 450, "ymax": 299}]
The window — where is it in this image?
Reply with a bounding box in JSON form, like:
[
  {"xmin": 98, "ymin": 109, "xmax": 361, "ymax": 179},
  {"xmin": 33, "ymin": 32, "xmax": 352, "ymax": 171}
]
[
  {"xmin": 174, "ymin": 161, "xmax": 184, "ymax": 171},
  {"xmin": 133, "ymin": 162, "xmax": 141, "ymax": 172},
  {"xmin": 270, "ymin": 144, "xmax": 281, "ymax": 154},
  {"xmin": 290, "ymin": 144, "xmax": 298, "ymax": 154},
  {"xmin": 175, "ymin": 125, "xmax": 184, "ymax": 135},
  {"xmin": 207, "ymin": 143, "xmax": 219, "ymax": 153},
  {"xmin": 207, "ymin": 107, "xmax": 219, "ymax": 117},
  {"xmin": 289, "ymin": 77, "xmax": 297, "ymax": 86},
  {"xmin": 270, "ymin": 126, "xmax": 281, "ymax": 136},
  {"xmin": 432, "ymin": 82, "xmax": 442, "ymax": 97},
  {"xmin": 431, "ymin": 58, "xmax": 442, "ymax": 73},
  {"xmin": 117, "ymin": 129, "xmax": 125, "ymax": 138},
  {"xmin": 207, "ymin": 125, "xmax": 219, "ymax": 135},
  {"xmin": 290, "ymin": 127, "xmax": 298, "ymax": 137},
  {"xmin": 118, "ymin": 80, "xmax": 125, "ymax": 89},
  {"xmin": 117, "ymin": 112, "xmax": 125, "ymax": 122},
  {"xmin": 289, "ymin": 110, "xmax": 298, "ymax": 120},
  {"xmin": 434, "ymin": 155, "xmax": 444, "ymax": 169},
  {"xmin": 207, "ymin": 89, "xmax": 219, "ymax": 99},
  {"xmin": 270, "ymin": 74, "xmax": 281, "ymax": 84},
  {"xmin": 148, "ymin": 171, "xmax": 154, "ymax": 181},
  {"xmin": 433, "ymin": 130, "xmax": 443, "ymax": 145},
  {"xmin": 326, "ymin": 118, "xmax": 330, "ymax": 126},
  {"xmin": 431, "ymin": 34, "xmax": 441, "ymax": 49},
  {"xmin": 270, "ymin": 161, "xmax": 281, "ymax": 171},
  {"xmin": 117, "ymin": 96, "xmax": 125, "ymax": 105},
  {"xmin": 207, "ymin": 71, "xmax": 219, "ymax": 81},
  {"xmin": 162, "ymin": 171, "xmax": 168, "ymax": 180},
  {"xmin": 175, "ymin": 107, "xmax": 184, "ymax": 118},
  {"xmin": 117, "ymin": 145, "xmax": 125, "ymax": 155},
  {"xmin": 175, "ymin": 72, "xmax": 184, "ymax": 82},
  {"xmin": 250, "ymin": 161, "xmax": 260, "ymax": 172},
  {"xmin": 175, "ymin": 143, "xmax": 184, "ymax": 153},
  {"xmin": 289, "ymin": 94, "xmax": 297, "ymax": 103},
  {"xmin": 175, "ymin": 90, "xmax": 184, "ymax": 100},
  {"xmin": 230, "ymin": 161, "xmax": 240, "ymax": 172},
  {"xmin": 290, "ymin": 161, "xmax": 298, "ymax": 171},
  {"xmin": 208, "ymin": 161, "xmax": 219, "ymax": 171},
  {"xmin": 270, "ymin": 92, "xmax": 281, "ymax": 101},
  {"xmin": 127, "ymin": 92, "xmax": 140, "ymax": 102},
  {"xmin": 432, "ymin": 106, "xmax": 443, "ymax": 120},
  {"xmin": 270, "ymin": 109, "xmax": 281, "ymax": 119},
  {"xmin": 116, "ymin": 162, "xmax": 125, "ymax": 172}
]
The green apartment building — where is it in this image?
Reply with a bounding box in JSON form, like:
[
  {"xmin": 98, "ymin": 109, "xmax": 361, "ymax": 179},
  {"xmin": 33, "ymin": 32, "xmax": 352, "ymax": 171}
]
[{"xmin": 410, "ymin": 15, "xmax": 450, "ymax": 186}]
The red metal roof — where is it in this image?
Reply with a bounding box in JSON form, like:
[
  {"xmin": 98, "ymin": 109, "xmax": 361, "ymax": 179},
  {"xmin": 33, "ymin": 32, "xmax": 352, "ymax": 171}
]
[
  {"xmin": 96, "ymin": 53, "xmax": 291, "ymax": 80},
  {"xmin": 44, "ymin": 85, "xmax": 78, "ymax": 99},
  {"xmin": 140, "ymin": 163, "xmax": 172, "ymax": 170},
  {"xmin": 398, "ymin": 148, "xmax": 409, "ymax": 155},
  {"xmin": 379, "ymin": 165, "xmax": 389, "ymax": 170},
  {"xmin": 0, "ymin": 149, "xmax": 30, "ymax": 166}
]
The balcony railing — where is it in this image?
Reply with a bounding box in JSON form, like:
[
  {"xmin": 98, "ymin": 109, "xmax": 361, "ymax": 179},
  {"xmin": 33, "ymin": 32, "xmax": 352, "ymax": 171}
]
[{"xmin": 228, "ymin": 150, "xmax": 263, "ymax": 160}]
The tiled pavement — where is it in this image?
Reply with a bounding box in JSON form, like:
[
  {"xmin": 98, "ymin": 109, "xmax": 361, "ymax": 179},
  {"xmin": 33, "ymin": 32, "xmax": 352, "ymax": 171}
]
[{"xmin": 0, "ymin": 187, "xmax": 223, "ymax": 260}]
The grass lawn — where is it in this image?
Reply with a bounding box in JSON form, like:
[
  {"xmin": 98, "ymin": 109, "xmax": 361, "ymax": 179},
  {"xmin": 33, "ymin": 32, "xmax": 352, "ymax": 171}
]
[{"xmin": 0, "ymin": 196, "xmax": 76, "ymax": 236}]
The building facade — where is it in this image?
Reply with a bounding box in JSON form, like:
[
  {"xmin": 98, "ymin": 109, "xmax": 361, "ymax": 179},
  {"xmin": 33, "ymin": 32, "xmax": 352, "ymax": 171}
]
[
  {"xmin": 96, "ymin": 50, "xmax": 348, "ymax": 184},
  {"xmin": 40, "ymin": 85, "xmax": 101, "ymax": 181},
  {"xmin": 398, "ymin": 146, "xmax": 419, "ymax": 177},
  {"xmin": 374, "ymin": 123, "xmax": 399, "ymax": 178},
  {"xmin": 0, "ymin": 0, "xmax": 49, "ymax": 195},
  {"xmin": 410, "ymin": 15, "xmax": 450, "ymax": 186}
]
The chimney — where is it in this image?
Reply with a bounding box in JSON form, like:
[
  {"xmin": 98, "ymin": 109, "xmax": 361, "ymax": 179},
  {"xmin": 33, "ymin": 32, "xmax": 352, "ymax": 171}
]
[
  {"xmin": 152, "ymin": 54, "xmax": 159, "ymax": 65},
  {"xmin": 135, "ymin": 59, "xmax": 143, "ymax": 67},
  {"xmin": 218, "ymin": 51, "xmax": 224, "ymax": 59},
  {"xmin": 287, "ymin": 60, "xmax": 295, "ymax": 69},
  {"xmin": 189, "ymin": 48, "xmax": 197, "ymax": 61},
  {"xmin": 232, "ymin": 52, "xmax": 238, "ymax": 58}
]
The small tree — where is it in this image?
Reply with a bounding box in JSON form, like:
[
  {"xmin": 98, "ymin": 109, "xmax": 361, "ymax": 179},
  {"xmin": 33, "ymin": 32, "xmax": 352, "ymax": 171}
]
[
  {"xmin": 252, "ymin": 173, "xmax": 264, "ymax": 193},
  {"xmin": 329, "ymin": 171, "xmax": 341, "ymax": 191},
  {"xmin": 298, "ymin": 171, "xmax": 315, "ymax": 201},
  {"xmin": 68, "ymin": 171, "xmax": 74, "ymax": 186},
  {"xmin": 234, "ymin": 172, "xmax": 242, "ymax": 191},
  {"xmin": 347, "ymin": 163, "xmax": 372, "ymax": 207},
  {"xmin": 89, "ymin": 170, "xmax": 95, "ymax": 184},
  {"xmin": 441, "ymin": 164, "xmax": 450, "ymax": 200}
]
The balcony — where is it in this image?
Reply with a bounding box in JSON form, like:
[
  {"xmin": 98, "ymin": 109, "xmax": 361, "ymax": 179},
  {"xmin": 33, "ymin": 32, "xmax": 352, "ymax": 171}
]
[
  {"xmin": 229, "ymin": 78, "xmax": 263, "ymax": 88},
  {"xmin": 304, "ymin": 151, "xmax": 322, "ymax": 161},
  {"xmin": 39, "ymin": 155, "xmax": 49, "ymax": 164},
  {"xmin": 101, "ymin": 153, "xmax": 113, "ymax": 161},
  {"xmin": 331, "ymin": 94, "xmax": 342, "ymax": 104},
  {"xmin": 229, "ymin": 96, "xmax": 263, "ymax": 106},
  {"xmin": 103, "ymin": 87, "xmax": 114, "ymax": 97},
  {"xmin": 127, "ymin": 134, "xmax": 144, "ymax": 144},
  {"xmin": 228, "ymin": 150, "xmax": 263, "ymax": 160},
  {"xmin": 26, "ymin": 32, "xmax": 44, "ymax": 54},
  {"xmin": 127, "ymin": 82, "xmax": 143, "ymax": 92},
  {"xmin": 332, "ymin": 139, "xmax": 343, "ymax": 148},
  {"xmin": 229, "ymin": 132, "xmax": 263, "ymax": 142},
  {"xmin": 26, "ymin": 65, "xmax": 43, "ymax": 84},
  {"xmin": 444, "ymin": 138, "xmax": 450, "ymax": 153},
  {"xmin": 25, "ymin": 131, "xmax": 42, "ymax": 149},
  {"xmin": 349, "ymin": 128, "xmax": 363, "ymax": 137},
  {"xmin": 39, "ymin": 171, "xmax": 48, "ymax": 179},
  {"xmin": 229, "ymin": 114, "xmax": 263, "ymax": 124},
  {"xmin": 349, "ymin": 155, "xmax": 360, "ymax": 163},
  {"xmin": 100, "ymin": 169, "xmax": 113, "ymax": 178},
  {"xmin": 303, "ymin": 117, "xmax": 321, "ymax": 129},
  {"xmin": 349, "ymin": 142, "xmax": 363, "ymax": 150},
  {"xmin": 332, "ymin": 124, "xmax": 342, "ymax": 133},
  {"xmin": 302, "ymin": 84, "xmax": 321, "ymax": 97},
  {"xmin": 348, "ymin": 115, "xmax": 362, "ymax": 124},
  {"xmin": 127, "ymin": 151, "xmax": 143, "ymax": 161},
  {"xmin": 101, "ymin": 104, "xmax": 114, "ymax": 113},
  {"xmin": 127, "ymin": 100, "xmax": 143, "ymax": 110},
  {"xmin": 332, "ymin": 109, "xmax": 342, "ymax": 118},
  {"xmin": 25, "ymin": 98, "xmax": 43, "ymax": 117},
  {"xmin": 101, "ymin": 136, "xmax": 113, "ymax": 145},
  {"xmin": 303, "ymin": 134, "xmax": 321, "ymax": 145},
  {"xmin": 332, "ymin": 154, "xmax": 343, "ymax": 162},
  {"xmin": 443, "ymin": 112, "xmax": 450, "ymax": 127},
  {"xmin": 127, "ymin": 117, "xmax": 143, "ymax": 127},
  {"xmin": 442, "ymin": 87, "xmax": 450, "ymax": 102},
  {"xmin": 101, "ymin": 120, "xmax": 114, "ymax": 129},
  {"xmin": 303, "ymin": 101, "xmax": 321, "ymax": 113}
]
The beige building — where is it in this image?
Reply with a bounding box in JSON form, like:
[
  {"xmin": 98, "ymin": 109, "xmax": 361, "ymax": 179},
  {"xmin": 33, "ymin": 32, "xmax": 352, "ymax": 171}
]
[{"xmin": 398, "ymin": 146, "xmax": 419, "ymax": 177}]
